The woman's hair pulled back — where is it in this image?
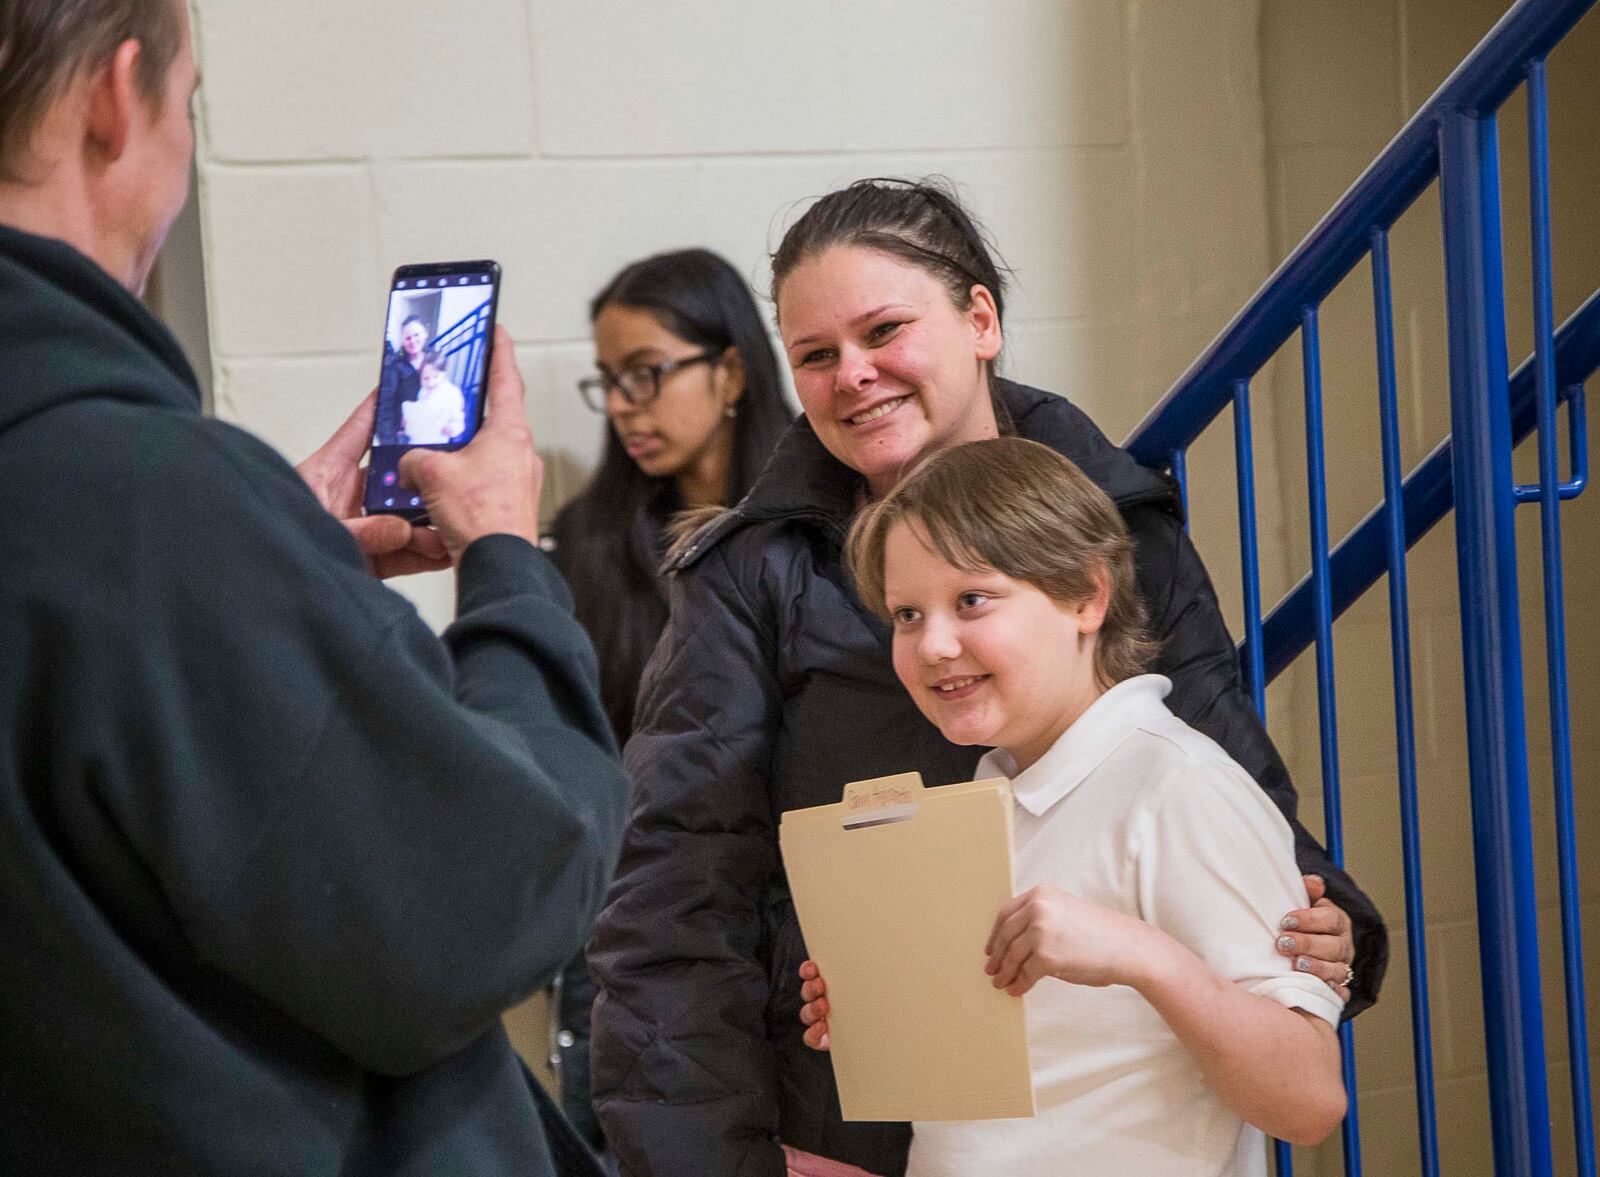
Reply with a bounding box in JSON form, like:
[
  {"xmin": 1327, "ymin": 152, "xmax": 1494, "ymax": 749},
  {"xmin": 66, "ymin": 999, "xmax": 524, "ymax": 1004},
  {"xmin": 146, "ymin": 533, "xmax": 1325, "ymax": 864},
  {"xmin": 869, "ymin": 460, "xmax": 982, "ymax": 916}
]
[{"xmin": 771, "ymin": 176, "xmax": 1011, "ymax": 326}]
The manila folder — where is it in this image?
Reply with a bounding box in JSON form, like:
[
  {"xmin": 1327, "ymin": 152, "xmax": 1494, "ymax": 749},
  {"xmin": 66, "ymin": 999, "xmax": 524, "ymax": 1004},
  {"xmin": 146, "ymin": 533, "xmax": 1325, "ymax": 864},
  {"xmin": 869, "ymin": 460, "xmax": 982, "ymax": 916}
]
[{"xmin": 778, "ymin": 771, "xmax": 1035, "ymax": 1122}]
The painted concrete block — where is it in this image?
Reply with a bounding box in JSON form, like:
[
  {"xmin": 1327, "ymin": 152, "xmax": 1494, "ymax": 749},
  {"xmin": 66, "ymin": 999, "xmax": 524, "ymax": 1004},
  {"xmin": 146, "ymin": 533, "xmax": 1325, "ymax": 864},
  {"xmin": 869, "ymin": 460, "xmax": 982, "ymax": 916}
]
[
  {"xmin": 1349, "ymin": 1079, "xmax": 1427, "ymax": 1177},
  {"xmin": 528, "ymin": 341, "xmax": 610, "ymax": 486},
  {"xmin": 1261, "ymin": 0, "xmax": 1400, "ymax": 152},
  {"xmin": 1350, "ymin": 922, "xmax": 1430, "ymax": 1094},
  {"xmin": 531, "ymin": 1, "xmax": 843, "ymax": 158},
  {"xmin": 203, "ymin": 166, "xmax": 382, "ymax": 358},
  {"xmin": 959, "ymin": 147, "xmax": 1138, "ymax": 323},
  {"xmin": 1430, "ymin": 919, "xmax": 1490, "ymax": 1080},
  {"xmin": 1268, "ymin": 145, "xmax": 1375, "ymax": 258},
  {"xmin": 195, "ymin": 0, "xmax": 533, "ymax": 162},
  {"xmin": 1132, "ymin": 0, "xmax": 1264, "ymax": 151},
  {"xmin": 1003, "ymin": 316, "xmax": 1136, "ymax": 435},
  {"xmin": 532, "ymin": 0, "xmax": 1127, "ymax": 158},
  {"xmin": 834, "ymin": 0, "xmax": 1130, "ymax": 152},
  {"xmin": 214, "ymin": 354, "xmax": 377, "ymax": 465}
]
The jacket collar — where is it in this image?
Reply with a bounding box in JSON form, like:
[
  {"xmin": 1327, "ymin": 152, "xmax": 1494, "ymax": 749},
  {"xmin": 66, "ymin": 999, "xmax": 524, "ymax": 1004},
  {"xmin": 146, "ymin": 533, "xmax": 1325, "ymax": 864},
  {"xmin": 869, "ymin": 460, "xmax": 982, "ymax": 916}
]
[{"xmin": 737, "ymin": 409, "xmax": 861, "ymax": 527}]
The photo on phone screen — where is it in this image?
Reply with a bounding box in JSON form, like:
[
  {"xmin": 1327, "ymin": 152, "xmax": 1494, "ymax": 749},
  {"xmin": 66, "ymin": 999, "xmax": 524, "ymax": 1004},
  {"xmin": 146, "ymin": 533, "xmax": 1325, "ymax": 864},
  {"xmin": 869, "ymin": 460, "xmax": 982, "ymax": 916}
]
[{"xmin": 364, "ymin": 260, "xmax": 499, "ymax": 518}]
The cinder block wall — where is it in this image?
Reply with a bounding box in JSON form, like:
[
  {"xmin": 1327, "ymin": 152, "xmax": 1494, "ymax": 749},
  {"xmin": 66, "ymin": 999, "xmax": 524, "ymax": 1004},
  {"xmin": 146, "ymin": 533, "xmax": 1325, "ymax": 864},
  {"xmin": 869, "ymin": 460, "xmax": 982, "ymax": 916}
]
[{"xmin": 1258, "ymin": 4, "xmax": 1600, "ymax": 1175}]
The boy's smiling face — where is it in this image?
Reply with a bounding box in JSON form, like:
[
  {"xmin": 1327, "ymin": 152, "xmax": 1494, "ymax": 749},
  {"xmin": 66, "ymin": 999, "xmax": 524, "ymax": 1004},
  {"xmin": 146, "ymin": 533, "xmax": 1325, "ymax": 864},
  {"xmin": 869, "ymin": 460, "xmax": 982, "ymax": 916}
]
[{"xmin": 883, "ymin": 519, "xmax": 1106, "ymax": 772}]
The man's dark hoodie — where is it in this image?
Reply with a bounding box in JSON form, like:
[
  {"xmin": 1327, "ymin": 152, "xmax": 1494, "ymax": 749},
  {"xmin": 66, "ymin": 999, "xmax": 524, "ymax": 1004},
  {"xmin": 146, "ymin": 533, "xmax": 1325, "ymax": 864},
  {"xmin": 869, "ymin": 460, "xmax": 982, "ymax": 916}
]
[{"xmin": 0, "ymin": 224, "xmax": 626, "ymax": 1175}]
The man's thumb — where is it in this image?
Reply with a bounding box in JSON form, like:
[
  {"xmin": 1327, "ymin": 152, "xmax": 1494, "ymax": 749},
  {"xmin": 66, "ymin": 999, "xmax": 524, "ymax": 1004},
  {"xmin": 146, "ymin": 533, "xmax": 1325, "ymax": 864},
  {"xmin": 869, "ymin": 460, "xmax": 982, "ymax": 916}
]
[{"xmin": 344, "ymin": 513, "xmax": 413, "ymax": 557}]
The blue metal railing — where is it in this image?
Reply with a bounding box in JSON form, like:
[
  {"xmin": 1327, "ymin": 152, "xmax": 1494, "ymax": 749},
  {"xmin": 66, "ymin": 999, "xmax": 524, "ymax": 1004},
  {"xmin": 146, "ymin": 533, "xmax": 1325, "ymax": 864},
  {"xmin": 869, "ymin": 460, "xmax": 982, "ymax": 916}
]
[
  {"xmin": 1246, "ymin": 293, "xmax": 1594, "ymax": 684},
  {"xmin": 1370, "ymin": 224, "xmax": 1439, "ymax": 1177},
  {"xmin": 1523, "ymin": 56, "xmax": 1593, "ymax": 1177},
  {"xmin": 1123, "ymin": 1, "xmax": 1597, "ymax": 1173}
]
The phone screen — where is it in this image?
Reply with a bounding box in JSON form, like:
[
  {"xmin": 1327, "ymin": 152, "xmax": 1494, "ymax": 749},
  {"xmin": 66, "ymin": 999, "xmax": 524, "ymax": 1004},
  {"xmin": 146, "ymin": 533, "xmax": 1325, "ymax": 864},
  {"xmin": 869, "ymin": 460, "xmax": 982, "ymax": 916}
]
[{"xmin": 364, "ymin": 260, "xmax": 500, "ymax": 517}]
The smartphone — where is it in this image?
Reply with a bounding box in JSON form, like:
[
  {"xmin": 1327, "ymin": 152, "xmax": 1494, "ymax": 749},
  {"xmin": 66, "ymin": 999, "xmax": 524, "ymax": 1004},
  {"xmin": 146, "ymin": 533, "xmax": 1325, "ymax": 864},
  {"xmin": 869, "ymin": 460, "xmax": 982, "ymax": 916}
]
[{"xmin": 364, "ymin": 259, "xmax": 502, "ymax": 521}]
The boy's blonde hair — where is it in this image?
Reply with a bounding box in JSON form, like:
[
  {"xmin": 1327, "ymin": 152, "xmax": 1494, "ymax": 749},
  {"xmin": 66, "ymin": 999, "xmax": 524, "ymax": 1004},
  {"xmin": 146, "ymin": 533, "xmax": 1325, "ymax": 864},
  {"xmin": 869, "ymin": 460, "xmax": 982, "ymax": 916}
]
[{"xmin": 847, "ymin": 437, "xmax": 1158, "ymax": 687}]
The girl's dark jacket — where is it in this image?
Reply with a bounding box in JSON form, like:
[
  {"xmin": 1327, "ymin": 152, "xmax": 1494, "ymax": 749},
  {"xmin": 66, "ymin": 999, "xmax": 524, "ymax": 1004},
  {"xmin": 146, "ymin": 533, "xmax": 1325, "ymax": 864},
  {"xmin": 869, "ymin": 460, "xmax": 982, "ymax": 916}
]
[{"xmin": 588, "ymin": 380, "xmax": 1386, "ymax": 1177}]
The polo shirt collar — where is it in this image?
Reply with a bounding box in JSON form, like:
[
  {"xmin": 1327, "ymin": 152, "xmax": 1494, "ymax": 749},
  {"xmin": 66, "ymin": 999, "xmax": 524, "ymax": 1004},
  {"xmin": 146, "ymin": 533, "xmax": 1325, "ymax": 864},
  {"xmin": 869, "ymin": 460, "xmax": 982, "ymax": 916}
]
[{"xmin": 975, "ymin": 674, "xmax": 1175, "ymax": 818}]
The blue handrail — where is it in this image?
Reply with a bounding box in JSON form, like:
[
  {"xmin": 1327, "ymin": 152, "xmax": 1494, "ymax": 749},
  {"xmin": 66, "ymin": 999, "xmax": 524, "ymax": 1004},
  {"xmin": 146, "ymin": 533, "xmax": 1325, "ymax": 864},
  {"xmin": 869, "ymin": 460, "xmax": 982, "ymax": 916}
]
[
  {"xmin": 1120, "ymin": 1, "xmax": 1598, "ymax": 1174},
  {"xmin": 1126, "ymin": 0, "xmax": 1595, "ymax": 467}
]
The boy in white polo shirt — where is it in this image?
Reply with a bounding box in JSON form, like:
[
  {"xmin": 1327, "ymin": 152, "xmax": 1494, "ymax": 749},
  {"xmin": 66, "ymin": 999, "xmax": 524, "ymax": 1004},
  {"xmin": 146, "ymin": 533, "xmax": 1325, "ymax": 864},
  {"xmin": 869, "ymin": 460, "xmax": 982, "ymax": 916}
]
[{"xmin": 797, "ymin": 437, "xmax": 1346, "ymax": 1176}]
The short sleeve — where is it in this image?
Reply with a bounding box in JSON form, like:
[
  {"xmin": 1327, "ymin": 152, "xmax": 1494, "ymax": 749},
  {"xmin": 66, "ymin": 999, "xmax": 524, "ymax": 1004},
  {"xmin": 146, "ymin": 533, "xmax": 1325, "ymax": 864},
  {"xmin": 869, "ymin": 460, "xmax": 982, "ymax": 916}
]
[{"xmin": 1133, "ymin": 742, "xmax": 1345, "ymax": 1028}]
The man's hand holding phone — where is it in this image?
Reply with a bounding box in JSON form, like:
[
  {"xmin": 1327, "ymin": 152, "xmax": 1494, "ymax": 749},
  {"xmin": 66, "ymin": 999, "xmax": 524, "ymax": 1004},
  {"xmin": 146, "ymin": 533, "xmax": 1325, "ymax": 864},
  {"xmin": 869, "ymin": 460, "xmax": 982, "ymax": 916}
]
[
  {"xmin": 297, "ymin": 392, "xmax": 450, "ymax": 578},
  {"xmin": 300, "ymin": 326, "xmax": 540, "ymax": 573}
]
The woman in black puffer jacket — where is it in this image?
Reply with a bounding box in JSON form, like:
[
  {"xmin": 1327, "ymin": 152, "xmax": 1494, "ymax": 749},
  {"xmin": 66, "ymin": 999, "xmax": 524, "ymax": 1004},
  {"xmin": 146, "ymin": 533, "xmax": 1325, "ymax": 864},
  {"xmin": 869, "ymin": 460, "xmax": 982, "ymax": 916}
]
[
  {"xmin": 588, "ymin": 179, "xmax": 1387, "ymax": 1177},
  {"xmin": 543, "ymin": 248, "xmax": 793, "ymax": 1156}
]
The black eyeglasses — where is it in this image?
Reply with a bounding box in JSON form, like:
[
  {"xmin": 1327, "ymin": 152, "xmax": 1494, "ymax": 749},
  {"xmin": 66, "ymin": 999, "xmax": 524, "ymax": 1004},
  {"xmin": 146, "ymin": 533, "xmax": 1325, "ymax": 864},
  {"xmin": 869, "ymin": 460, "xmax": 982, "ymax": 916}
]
[{"xmin": 578, "ymin": 349, "xmax": 723, "ymax": 412}]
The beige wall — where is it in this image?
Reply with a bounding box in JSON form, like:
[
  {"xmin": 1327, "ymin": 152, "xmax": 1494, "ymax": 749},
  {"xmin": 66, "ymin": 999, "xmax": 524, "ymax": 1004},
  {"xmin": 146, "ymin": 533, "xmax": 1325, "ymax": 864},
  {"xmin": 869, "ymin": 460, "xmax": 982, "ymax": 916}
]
[{"xmin": 1255, "ymin": 4, "xmax": 1600, "ymax": 1174}]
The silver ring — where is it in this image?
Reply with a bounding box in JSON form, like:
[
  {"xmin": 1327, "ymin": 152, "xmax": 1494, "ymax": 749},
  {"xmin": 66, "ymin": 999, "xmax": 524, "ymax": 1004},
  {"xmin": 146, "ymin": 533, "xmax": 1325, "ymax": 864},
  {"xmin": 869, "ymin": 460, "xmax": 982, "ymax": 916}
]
[{"xmin": 1340, "ymin": 963, "xmax": 1355, "ymax": 989}]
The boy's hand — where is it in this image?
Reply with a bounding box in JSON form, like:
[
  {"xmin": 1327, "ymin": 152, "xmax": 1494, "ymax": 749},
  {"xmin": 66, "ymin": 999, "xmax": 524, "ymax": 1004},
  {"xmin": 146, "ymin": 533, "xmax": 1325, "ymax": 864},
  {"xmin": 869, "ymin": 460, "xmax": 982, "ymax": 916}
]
[
  {"xmin": 798, "ymin": 960, "xmax": 830, "ymax": 1051},
  {"xmin": 985, "ymin": 885, "xmax": 1154, "ymax": 996}
]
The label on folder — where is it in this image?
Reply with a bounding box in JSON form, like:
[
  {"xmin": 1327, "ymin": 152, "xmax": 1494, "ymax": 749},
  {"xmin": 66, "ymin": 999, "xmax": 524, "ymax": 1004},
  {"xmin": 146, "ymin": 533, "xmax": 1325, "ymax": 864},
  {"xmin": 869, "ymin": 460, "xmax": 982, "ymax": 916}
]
[{"xmin": 779, "ymin": 772, "xmax": 1035, "ymax": 1122}]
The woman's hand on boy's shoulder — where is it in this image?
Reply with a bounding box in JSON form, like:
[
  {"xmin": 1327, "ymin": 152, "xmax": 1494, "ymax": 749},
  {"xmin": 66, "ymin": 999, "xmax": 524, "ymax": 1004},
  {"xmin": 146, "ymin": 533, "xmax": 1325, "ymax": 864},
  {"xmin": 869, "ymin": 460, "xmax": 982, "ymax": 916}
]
[
  {"xmin": 798, "ymin": 960, "xmax": 831, "ymax": 1051},
  {"xmin": 985, "ymin": 885, "xmax": 1157, "ymax": 997},
  {"xmin": 1275, "ymin": 874, "xmax": 1356, "ymax": 1003}
]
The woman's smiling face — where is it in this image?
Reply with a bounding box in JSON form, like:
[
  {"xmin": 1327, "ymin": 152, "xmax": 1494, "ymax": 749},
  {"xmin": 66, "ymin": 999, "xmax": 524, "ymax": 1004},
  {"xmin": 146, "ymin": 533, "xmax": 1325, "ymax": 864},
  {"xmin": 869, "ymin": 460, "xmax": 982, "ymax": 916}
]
[
  {"xmin": 777, "ymin": 246, "xmax": 1002, "ymax": 496},
  {"xmin": 401, "ymin": 320, "xmax": 428, "ymax": 360}
]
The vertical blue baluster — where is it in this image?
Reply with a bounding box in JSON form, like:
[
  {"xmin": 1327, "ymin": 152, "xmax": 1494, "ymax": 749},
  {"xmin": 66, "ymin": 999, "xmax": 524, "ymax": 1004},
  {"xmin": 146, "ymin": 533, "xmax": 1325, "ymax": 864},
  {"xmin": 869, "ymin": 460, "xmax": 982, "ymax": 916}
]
[
  {"xmin": 1170, "ymin": 448, "xmax": 1190, "ymax": 533},
  {"xmin": 1439, "ymin": 106, "xmax": 1553, "ymax": 1177},
  {"xmin": 1370, "ymin": 227, "xmax": 1441, "ymax": 1177},
  {"xmin": 1301, "ymin": 305, "xmax": 1362, "ymax": 1177},
  {"xmin": 1526, "ymin": 57, "xmax": 1594, "ymax": 1177},
  {"xmin": 1233, "ymin": 380, "xmax": 1268, "ymax": 720},
  {"xmin": 1233, "ymin": 377, "xmax": 1291, "ymax": 1177}
]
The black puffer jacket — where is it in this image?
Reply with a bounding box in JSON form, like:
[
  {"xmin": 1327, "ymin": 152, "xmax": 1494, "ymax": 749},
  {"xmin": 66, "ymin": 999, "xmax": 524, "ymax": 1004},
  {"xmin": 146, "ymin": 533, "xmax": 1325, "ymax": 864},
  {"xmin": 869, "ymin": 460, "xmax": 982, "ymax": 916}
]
[{"xmin": 589, "ymin": 381, "xmax": 1386, "ymax": 1177}]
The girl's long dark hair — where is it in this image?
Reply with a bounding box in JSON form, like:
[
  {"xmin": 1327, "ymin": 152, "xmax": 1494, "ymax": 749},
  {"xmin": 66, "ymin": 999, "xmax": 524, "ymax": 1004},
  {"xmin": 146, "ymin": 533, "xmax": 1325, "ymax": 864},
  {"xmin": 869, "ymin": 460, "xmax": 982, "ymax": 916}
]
[{"xmin": 559, "ymin": 248, "xmax": 793, "ymax": 741}]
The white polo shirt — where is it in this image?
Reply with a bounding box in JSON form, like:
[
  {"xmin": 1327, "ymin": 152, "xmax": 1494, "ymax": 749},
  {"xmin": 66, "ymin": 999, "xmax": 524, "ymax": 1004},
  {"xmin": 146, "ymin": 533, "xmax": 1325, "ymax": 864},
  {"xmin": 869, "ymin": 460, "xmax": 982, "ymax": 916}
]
[{"xmin": 906, "ymin": 675, "xmax": 1343, "ymax": 1177}]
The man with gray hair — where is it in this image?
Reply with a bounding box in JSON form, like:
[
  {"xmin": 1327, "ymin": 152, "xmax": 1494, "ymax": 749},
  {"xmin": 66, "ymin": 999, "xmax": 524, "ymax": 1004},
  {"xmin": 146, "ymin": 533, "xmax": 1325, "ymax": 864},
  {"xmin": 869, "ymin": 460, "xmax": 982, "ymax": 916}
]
[{"xmin": 0, "ymin": 3, "xmax": 624, "ymax": 1173}]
